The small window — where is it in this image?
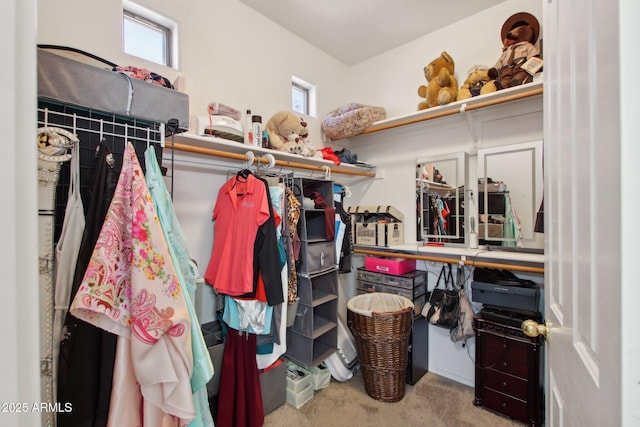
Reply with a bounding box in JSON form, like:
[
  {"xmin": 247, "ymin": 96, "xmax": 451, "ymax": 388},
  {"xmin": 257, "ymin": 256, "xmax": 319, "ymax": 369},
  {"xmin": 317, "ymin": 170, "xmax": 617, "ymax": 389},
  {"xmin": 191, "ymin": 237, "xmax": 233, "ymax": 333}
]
[
  {"xmin": 292, "ymin": 76, "xmax": 316, "ymax": 117},
  {"xmin": 292, "ymin": 82, "xmax": 308, "ymax": 115},
  {"xmin": 123, "ymin": 1, "xmax": 177, "ymax": 68}
]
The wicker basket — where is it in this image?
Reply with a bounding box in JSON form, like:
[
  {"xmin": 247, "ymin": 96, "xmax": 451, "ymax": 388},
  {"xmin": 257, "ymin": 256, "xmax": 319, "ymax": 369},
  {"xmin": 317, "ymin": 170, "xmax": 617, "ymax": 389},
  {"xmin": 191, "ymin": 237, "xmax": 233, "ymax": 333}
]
[{"xmin": 347, "ymin": 293, "xmax": 414, "ymax": 402}]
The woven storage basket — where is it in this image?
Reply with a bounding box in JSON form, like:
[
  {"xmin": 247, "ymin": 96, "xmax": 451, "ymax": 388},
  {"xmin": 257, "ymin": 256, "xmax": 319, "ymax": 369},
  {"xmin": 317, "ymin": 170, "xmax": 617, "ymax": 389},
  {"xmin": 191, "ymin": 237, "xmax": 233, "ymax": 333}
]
[{"xmin": 347, "ymin": 293, "xmax": 414, "ymax": 402}]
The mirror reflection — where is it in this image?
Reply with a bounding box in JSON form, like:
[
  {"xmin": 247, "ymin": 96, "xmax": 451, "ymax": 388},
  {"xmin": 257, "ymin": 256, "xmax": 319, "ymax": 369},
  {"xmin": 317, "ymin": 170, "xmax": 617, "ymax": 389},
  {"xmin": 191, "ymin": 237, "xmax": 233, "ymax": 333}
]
[
  {"xmin": 416, "ymin": 153, "xmax": 467, "ymax": 245},
  {"xmin": 415, "ymin": 141, "xmax": 543, "ymax": 251},
  {"xmin": 477, "ymin": 141, "xmax": 543, "ymax": 249}
]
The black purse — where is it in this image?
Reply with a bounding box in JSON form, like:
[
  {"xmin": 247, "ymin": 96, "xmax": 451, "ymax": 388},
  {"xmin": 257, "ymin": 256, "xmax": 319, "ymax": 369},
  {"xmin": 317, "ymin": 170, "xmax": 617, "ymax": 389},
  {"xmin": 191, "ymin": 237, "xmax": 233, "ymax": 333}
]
[{"xmin": 422, "ymin": 264, "xmax": 460, "ymax": 329}]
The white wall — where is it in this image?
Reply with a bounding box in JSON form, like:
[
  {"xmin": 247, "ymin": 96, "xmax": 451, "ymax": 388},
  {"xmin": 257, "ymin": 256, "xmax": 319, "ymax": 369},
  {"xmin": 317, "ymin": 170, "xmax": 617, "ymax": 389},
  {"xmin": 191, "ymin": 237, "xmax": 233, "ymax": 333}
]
[
  {"xmin": 344, "ymin": 0, "xmax": 543, "ymax": 118},
  {"xmin": 37, "ymin": 0, "xmax": 350, "ymax": 146}
]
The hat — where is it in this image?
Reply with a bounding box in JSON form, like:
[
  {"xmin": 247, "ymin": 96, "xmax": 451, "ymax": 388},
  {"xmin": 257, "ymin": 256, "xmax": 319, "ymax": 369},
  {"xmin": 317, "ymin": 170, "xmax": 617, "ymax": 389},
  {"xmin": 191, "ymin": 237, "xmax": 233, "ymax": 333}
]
[{"xmin": 501, "ymin": 12, "xmax": 540, "ymax": 44}]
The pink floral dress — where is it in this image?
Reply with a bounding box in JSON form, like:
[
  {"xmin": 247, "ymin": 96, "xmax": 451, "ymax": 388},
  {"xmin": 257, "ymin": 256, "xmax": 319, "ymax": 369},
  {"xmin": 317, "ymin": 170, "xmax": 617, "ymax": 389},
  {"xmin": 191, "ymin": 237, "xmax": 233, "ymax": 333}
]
[{"xmin": 70, "ymin": 143, "xmax": 195, "ymax": 426}]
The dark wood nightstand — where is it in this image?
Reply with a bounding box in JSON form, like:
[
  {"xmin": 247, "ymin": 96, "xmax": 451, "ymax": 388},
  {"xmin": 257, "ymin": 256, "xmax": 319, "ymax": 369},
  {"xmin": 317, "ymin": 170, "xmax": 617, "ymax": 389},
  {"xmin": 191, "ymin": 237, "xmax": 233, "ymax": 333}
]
[{"xmin": 473, "ymin": 316, "xmax": 544, "ymax": 426}]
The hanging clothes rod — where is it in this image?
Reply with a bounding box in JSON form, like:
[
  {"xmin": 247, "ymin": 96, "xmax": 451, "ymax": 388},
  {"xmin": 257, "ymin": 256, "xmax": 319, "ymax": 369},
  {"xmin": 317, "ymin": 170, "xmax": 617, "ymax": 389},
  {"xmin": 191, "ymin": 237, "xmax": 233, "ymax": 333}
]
[
  {"xmin": 354, "ymin": 247, "xmax": 544, "ymax": 274},
  {"xmin": 165, "ymin": 141, "xmax": 377, "ymax": 178}
]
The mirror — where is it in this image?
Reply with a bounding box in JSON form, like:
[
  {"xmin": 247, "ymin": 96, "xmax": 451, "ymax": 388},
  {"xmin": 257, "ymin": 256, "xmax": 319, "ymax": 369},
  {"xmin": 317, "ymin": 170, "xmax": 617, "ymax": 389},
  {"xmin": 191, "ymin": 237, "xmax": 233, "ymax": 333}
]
[
  {"xmin": 477, "ymin": 140, "xmax": 543, "ymax": 249},
  {"xmin": 416, "ymin": 152, "xmax": 468, "ymax": 245}
]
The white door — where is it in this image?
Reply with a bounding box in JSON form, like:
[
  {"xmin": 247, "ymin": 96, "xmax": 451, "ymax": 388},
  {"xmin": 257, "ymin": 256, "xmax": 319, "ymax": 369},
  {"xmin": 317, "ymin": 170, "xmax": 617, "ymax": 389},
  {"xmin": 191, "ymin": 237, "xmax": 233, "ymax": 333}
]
[{"xmin": 543, "ymin": 0, "xmax": 622, "ymax": 425}]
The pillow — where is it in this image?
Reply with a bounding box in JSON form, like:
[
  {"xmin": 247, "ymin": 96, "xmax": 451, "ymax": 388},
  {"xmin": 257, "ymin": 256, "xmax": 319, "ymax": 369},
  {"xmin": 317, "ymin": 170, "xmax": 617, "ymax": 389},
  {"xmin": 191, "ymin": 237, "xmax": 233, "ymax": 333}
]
[{"xmin": 321, "ymin": 103, "xmax": 386, "ymax": 140}]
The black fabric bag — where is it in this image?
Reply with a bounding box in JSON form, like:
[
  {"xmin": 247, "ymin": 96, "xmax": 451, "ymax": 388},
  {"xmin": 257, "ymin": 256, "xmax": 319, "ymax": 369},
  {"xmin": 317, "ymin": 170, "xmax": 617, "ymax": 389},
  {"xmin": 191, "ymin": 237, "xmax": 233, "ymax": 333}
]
[{"xmin": 422, "ymin": 264, "xmax": 460, "ymax": 329}]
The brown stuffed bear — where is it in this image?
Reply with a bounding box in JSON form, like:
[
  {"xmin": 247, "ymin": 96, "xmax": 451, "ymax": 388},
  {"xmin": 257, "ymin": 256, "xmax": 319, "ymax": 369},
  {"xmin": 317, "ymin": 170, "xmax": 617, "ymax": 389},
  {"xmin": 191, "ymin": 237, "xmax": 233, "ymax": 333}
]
[
  {"xmin": 485, "ymin": 12, "xmax": 540, "ymax": 91},
  {"xmin": 457, "ymin": 66, "xmax": 499, "ymax": 101},
  {"xmin": 417, "ymin": 51, "xmax": 459, "ymax": 110}
]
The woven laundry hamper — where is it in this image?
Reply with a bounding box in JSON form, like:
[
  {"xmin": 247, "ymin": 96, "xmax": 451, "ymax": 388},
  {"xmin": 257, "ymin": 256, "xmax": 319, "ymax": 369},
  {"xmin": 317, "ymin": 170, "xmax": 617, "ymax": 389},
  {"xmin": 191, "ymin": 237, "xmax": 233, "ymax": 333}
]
[{"xmin": 347, "ymin": 293, "xmax": 414, "ymax": 402}]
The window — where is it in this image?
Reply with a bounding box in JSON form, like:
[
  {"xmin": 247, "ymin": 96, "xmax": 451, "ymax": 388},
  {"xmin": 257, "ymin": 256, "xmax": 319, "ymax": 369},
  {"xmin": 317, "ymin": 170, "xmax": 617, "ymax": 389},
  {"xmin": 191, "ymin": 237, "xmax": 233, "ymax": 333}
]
[
  {"xmin": 292, "ymin": 76, "xmax": 316, "ymax": 117},
  {"xmin": 123, "ymin": 1, "xmax": 177, "ymax": 68},
  {"xmin": 292, "ymin": 82, "xmax": 308, "ymax": 115}
]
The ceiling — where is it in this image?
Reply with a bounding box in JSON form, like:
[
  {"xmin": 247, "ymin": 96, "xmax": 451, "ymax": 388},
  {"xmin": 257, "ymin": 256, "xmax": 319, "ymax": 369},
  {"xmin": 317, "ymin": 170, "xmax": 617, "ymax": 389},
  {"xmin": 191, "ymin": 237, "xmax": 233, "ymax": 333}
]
[{"xmin": 238, "ymin": 0, "xmax": 506, "ymax": 65}]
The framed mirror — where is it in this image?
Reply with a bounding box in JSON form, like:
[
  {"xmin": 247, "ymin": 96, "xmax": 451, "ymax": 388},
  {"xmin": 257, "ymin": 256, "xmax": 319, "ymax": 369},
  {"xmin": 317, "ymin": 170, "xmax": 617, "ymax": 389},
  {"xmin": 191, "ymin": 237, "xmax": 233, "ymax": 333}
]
[
  {"xmin": 416, "ymin": 152, "xmax": 468, "ymax": 245},
  {"xmin": 476, "ymin": 140, "xmax": 543, "ymax": 249}
]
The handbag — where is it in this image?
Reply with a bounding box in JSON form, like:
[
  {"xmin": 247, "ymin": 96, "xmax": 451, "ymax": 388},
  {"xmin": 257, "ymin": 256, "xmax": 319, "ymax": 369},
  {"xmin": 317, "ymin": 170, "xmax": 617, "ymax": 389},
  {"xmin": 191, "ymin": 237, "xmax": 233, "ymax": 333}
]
[
  {"xmin": 422, "ymin": 264, "xmax": 460, "ymax": 329},
  {"xmin": 450, "ymin": 289, "xmax": 475, "ymax": 343},
  {"xmin": 450, "ymin": 266, "xmax": 476, "ymax": 343}
]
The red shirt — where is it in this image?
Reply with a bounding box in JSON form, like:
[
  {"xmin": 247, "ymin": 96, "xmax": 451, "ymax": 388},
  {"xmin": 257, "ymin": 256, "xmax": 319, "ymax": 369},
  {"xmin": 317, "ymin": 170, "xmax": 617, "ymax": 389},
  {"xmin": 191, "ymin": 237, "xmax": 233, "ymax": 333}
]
[{"xmin": 205, "ymin": 174, "xmax": 270, "ymax": 295}]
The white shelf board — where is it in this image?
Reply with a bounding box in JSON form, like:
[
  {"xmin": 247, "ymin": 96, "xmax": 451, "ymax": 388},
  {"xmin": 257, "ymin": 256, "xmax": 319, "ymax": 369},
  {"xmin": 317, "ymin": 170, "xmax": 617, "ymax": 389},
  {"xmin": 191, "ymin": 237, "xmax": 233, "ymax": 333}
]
[
  {"xmin": 171, "ymin": 133, "xmax": 376, "ymax": 180},
  {"xmin": 355, "ymin": 243, "xmax": 544, "ymax": 272},
  {"xmin": 349, "ymin": 80, "xmax": 543, "ymax": 141}
]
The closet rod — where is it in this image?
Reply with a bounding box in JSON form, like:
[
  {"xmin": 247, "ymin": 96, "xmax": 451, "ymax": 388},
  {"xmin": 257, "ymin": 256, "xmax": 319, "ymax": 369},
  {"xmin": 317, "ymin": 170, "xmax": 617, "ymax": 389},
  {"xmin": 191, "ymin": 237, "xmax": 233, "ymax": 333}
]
[
  {"xmin": 361, "ymin": 86, "xmax": 543, "ymax": 135},
  {"xmin": 354, "ymin": 248, "xmax": 544, "ymax": 274},
  {"xmin": 165, "ymin": 141, "xmax": 377, "ymax": 177}
]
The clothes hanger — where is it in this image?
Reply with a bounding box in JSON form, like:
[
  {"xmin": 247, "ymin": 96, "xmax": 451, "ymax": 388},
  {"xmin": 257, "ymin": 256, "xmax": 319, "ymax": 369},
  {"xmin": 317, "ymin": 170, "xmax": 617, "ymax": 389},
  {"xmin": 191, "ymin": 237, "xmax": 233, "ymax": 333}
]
[{"xmin": 236, "ymin": 151, "xmax": 256, "ymax": 179}]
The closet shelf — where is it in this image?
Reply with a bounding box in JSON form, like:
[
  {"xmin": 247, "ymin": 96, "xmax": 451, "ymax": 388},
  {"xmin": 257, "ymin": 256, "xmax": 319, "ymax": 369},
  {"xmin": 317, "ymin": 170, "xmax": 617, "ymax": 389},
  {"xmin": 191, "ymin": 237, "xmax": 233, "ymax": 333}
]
[
  {"xmin": 416, "ymin": 179, "xmax": 454, "ymax": 194},
  {"xmin": 351, "ymin": 81, "xmax": 543, "ymax": 138},
  {"xmin": 170, "ymin": 133, "xmax": 376, "ymax": 181},
  {"xmin": 354, "ymin": 246, "xmax": 544, "ymax": 274}
]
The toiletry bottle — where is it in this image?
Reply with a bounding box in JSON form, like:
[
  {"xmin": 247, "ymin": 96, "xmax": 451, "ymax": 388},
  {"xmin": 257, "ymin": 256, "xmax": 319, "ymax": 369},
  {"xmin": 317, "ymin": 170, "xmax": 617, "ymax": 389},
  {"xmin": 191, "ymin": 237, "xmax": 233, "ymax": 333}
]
[
  {"xmin": 244, "ymin": 109, "xmax": 253, "ymax": 145},
  {"xmin": 251, "ymin": 115, "xmax": 262, "ymax": 148}
]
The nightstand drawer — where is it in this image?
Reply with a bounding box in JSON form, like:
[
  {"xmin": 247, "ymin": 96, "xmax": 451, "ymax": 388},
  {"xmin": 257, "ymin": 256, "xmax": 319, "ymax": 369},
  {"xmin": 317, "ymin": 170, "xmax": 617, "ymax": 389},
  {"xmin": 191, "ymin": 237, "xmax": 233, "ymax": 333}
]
[
  {"xmin": 474, "ymin": 316, "xmax": 543, "ymax": 426},
  {"xmin": 482, "ymin": 389, "xmax": 529, "ymax": 424},
  {"xmin": 483, "ymin": 368, "xmax": 529, "ymax": 401},
  {"xmin": 483, "ymin": 332, "xmax": 529, "ymax": 361},
  {"xmin": 482, "ymin": 349, "xmax": 528, "ymax": 378}
]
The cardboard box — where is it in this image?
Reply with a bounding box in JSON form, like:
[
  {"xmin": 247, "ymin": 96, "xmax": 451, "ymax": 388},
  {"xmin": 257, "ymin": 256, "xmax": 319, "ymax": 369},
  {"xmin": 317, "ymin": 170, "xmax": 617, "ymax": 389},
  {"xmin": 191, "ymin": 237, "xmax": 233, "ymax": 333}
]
[
  {"xmin": 480, "ymin": 223, "xmax": 503, "ymax": 239},
  {"xmin": 365, "ymin": 256, "xmax": 416, "ymax": 276},
  {"xmin": 348, "ymin": 205, "xmax": 404, "ymax": 247}
]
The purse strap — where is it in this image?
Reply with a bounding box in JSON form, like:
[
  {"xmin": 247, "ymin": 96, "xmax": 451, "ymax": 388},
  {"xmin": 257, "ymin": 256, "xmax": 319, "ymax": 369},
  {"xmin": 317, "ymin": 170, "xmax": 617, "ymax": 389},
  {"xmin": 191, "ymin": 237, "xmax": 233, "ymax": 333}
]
[
  {"xmin": 434, "ymin": 264, "xmax": 455, "ymax": 290},
  {"xmin": 454, "ymin": 265, "xmax": 466, "ymax": 291}
]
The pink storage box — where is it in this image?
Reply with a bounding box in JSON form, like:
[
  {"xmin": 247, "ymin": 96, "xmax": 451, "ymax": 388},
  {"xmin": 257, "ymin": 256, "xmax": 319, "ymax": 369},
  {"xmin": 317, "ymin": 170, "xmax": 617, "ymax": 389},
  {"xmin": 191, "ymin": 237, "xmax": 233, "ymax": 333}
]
[{"xmin": 365, "ymin": 256, "xmax": 416, "ymax": 276}]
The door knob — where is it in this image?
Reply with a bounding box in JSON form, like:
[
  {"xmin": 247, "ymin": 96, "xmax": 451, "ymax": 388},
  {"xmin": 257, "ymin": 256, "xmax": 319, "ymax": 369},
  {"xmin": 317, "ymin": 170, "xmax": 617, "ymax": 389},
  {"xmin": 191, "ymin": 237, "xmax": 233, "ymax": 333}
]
[{"xmin": 521, "ymin": 319, "xmax": 549, "ymax": 340}]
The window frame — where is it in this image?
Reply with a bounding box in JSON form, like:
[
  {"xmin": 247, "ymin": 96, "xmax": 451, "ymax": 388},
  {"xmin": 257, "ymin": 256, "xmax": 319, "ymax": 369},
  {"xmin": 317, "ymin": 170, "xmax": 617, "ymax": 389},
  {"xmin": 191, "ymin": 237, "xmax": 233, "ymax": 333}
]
[
  {"xmin": 122, "ymin": 1, "xmax": 178, "ymax": 69},
  {"xmin": 291, "ymin": 76, "xmax": 316, "ymax": 117},
  {"xmin": 292, "ymin": 81, "xmax": 309, "ymax": 115}
]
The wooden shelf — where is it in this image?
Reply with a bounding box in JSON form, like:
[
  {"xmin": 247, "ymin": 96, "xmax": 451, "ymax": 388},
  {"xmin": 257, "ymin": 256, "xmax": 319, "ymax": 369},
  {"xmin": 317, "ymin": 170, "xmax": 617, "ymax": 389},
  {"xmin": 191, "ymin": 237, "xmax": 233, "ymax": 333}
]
[
  {"xmin": 354, "ymin": 245, "xmax": 544, "ymax": 274},
  {"xmin": 416, "ymin": 179, "xmax": 454, "ymax": 194},
  {"xmin": 356, "ymin": 81, "xmax": 543, "ymax": 136},
  {"xmin": 169, "ymin": 133, "xmax": 376, "ymax": 181}
]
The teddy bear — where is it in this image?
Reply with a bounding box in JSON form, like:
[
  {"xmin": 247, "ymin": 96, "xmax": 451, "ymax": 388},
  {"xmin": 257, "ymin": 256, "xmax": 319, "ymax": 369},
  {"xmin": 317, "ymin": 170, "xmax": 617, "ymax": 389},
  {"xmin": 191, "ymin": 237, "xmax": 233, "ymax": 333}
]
[
  {"xmin": 265, "ymin": 111, "xmax": 315, "ymax": 156},
  {"xmin": 457, "ymin": 66, "xmax": 499, "ymax": 101},
  {"xmin": 484, "ymin": 12, "xmax": 540, "ymax": 91},
  {"xmin": 298, "ymin": 125, "xmax": 322, "ymax": 158},
  {"xmin": 280, "ymin": 131, "xmax": 305, "ymax": 155},
  {"xmin": 417, "ymin": 51, "xmax": 459, "ymax": 110}
]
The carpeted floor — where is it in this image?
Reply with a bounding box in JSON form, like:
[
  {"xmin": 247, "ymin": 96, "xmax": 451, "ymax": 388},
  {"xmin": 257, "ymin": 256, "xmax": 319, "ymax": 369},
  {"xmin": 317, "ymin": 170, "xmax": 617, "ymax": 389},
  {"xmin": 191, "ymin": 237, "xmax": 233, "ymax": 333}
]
[{"xmin": 263, "ymin": 369, "xmax": 522, "ymax": 427}]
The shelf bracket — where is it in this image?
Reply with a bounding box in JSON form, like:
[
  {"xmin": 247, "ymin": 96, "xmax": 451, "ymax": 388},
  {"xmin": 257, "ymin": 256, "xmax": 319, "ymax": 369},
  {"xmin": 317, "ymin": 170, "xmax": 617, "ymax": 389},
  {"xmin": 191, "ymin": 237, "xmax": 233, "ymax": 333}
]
[{"xmin": 460, "ymin": 103, "xmax": 479, "ymax": 143}]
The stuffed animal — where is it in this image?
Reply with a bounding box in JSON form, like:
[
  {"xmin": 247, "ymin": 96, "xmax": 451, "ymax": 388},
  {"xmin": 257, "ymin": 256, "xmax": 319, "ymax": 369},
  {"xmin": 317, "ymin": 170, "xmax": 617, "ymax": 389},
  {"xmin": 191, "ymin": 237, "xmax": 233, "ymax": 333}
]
[
  {"xmin": 298, "ymin": 125, "xmax": 322, "ymax": 158},
  {"xmin": 265, "ymin": 111, "xmax": 312, "ymax": 155},
  {"xmin": 485, "ymin": 12, "xmax": 540, "ymax": 91},
  {"xmin": 417, "ymin": 51, "xmax": 459, "ymax": 110},
  {"xmin": 457, "ymin": 66, "xmax": 499, "ymax": 101},
  {"xmin": 280, "ymin": 132, "xmax": 305, "ymax": 155}
]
